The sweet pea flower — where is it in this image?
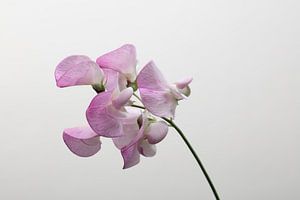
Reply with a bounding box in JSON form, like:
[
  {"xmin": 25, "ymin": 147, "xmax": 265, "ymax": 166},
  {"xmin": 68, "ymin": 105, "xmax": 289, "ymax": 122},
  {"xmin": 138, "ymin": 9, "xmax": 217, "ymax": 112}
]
[
  {"xmin": 63, "ymin": 126, "xmax": 101, "ymax": 157},
  {"xmin": 96, "ymin": 44, "xmax": 137, "ymax": 83},
  {"xmin": 55, "ymin": 55, "xmax": 105, "ymax": 88},
  {"xmin": 86, "ymin": 87, "xmax": 134, "ymax": 138},
  {"xmin": 113, "ymin": 112, "xmax": 169, "ymax": 169},
  {"xmin": 137, "ymin": 61, "xmax": 192, "ymax": 118}
]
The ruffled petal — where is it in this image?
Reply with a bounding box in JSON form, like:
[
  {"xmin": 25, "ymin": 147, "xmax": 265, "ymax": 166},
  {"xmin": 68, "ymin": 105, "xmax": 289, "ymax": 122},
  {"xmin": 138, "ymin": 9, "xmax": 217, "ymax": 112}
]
[
  {"xmin": 137, "ymin": 61, "xmax": 168, "ymax": 91},
  {"xmin": 55, "ymin": 55, "xmax": 104, "ymax": 87},
  {"xmin": 96, "ymin": 44, "xmax": 137, "ymax": 82},
  {"xmin": 112, "ymin": 87, "xmax": 133, "ymax": 109},
  {"xmin": 146, "ymin": 121, "xmax": 169, "ymax": 144},
  {"xmin": 86, "ymin": 91, "xmax": 123, "ymax": 138},
  {"xmin": 139, "ymin": 88, "xmax": 177, "ymax": 118},
  {"xmin": 63, "ymin": 127, "xmax": 101, "ymax": 157},
  {"xmin": 138, "ymin": 140, "xmax": 156, "ymax": 157},
  {"xmin": 121, "ymin": 144, "xmax": 140, "ymax": 169}
]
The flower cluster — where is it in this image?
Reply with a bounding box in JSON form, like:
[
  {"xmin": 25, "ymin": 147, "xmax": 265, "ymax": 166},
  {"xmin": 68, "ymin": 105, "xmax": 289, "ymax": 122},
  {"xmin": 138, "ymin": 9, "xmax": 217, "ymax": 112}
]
[{"xmin": 55, "ymin": 44, "xmax": 192, "ymax": 169}]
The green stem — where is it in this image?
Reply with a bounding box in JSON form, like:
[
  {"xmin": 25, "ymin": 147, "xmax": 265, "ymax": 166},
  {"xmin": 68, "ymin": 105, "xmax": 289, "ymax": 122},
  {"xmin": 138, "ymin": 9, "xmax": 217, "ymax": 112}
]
[
  {"xmin": 131, "ymin": 104, "xmax": 220, "ymax": 200},
  {"xmin": 162, "ymin": 117, "xmax": 220, "ymax": 200}
]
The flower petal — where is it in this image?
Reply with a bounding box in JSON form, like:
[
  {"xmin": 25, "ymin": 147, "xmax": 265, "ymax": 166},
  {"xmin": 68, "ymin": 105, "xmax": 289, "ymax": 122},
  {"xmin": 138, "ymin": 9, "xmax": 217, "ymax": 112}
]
[
  {"xmin": 103, "ymin": 69, "xmax": 127, "ymax": 92},
  {"xmin": 63, "ymin": 127, "xmax": 101, "ymax": 157},
  {"xmin": 86, "ymin": 91, "xmax": 123, "ymax": 138},
  {"xmin": 96, "ymin": 44, "xmax": 137, "ymax": 82},
  {"xmin": 175, "ymin": 77, "xmax": 193, "ymax": 89},
  {"xmin": 113, "ymin": 122, "xmax": 140, "ymax": 149},
  {"xmin": 139, "ymin": 88, "xmax": 177, "ymax": 118},
  {"xmin": 55, "ymin": 55, "xmax": 104, "ymax": 87},
  {"xmin": 113, "ymin": 108, "xmax": 142, "ymax": 149},
  {"xmin": 121, "ymin": 144, "xmax": 140, "ymax": 169},
  {"xmin": 138, "ymin": 140, "xmax": 156, "ymax": 157},
  {"xmin": 146, "ymin": 121, "xmax": 169, "ymax": 144},
  {"xmin": 112, "ymin": 87, "xmax": 133, "ymax": 109},
  {"xmin": 137, "ymin": 61, "xmax": 168, "ymax": 91}
]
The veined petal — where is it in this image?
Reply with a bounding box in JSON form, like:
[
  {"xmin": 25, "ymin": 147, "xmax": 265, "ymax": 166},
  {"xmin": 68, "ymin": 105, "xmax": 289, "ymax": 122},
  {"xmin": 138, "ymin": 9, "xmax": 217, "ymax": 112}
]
[
  {"xmin": 96, "ymin": 44, "xmax": 137, "ymax": 82},
  {"xmin": 55, "ymin": 55, "xmax": 104, "ymax": 87},
  {"xmin": 86, "ymin": 91, "xmax": 123, "ymax": 138},
  {"xmin": 137, "ymin": 61, "xmax": 168, "ymax": 91},
  {"xmin": 121, "ymin": 144, "xmax": 140, "ymax": 169},
  {"xmin": 112, "ymin": 87, "xmax": 133, "ymax": 109},
  {"xmin": 63, "ymin": 127, "xmax": 101, "ymax": 157},
  {"xmin": 138, "ymin": 140, "xmax": 156, "ymax": 157},
  {"xmin": 139, "ymin": 88, "xmax": 177, "ymax": 118},
  {"xmin": 146, "ymin": 121, "xmax": 169, "ymax": 144}
]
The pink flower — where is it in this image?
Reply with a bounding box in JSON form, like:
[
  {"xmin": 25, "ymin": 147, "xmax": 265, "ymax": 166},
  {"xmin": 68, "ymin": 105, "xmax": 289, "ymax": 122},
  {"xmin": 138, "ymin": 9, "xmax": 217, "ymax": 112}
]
[
  {"xmin": 86, "ymin": 87, "xmax": 134, "ymax": 138},
  {"xmin": 96, "ymin": 44, "xmax": 137, "ymax": 83},
  {"xmin": 137, "ymin": 61, "xmax": 192, "ymax": 118},
  {"xmin": 55, "ymin": 45, "xmax": 193, "ymax": 170},
  {"xmin": 113, "ymin": 112, "xmax": 169, "ymax": 169},
  {"xmin": 55, "ymin": 55, "xmax": 105, "ymax": 88},
  {"xmin": 63, "ymin": 126, "xmax": 101, "ymax": 157}
]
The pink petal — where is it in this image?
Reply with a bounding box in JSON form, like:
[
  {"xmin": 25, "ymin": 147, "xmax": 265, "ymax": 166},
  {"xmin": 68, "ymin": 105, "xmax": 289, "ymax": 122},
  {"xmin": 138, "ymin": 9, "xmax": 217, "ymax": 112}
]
[
  {"xmin": 86, "ymin": 91, "xmax": 123, "ymax": 138},
  {"xmin": 113, "ymin": 108, "xmax": 142, "ymax": 149},
  {"xmin": 139, "ymin": 88, "xmax": 177, "ymax": 118},
  {"xmin": 103, "ymin": 69, "xmax": 127, "ymax": 92},
  {"xmin": 137, "ymin": 61, "xmax": 168, "ymax": 91},
  {"xmin": 112, "ymin": 87, "xmax": 133, "ymax": 109},
  {"xmin": 175, "ymin": 77, "xmax": 193, "ymax": 89},
  {"xmin": 96, "ymin": 44, "xmax": 137, "ymax": 82},
  {"xmin": 121, "ymin": 144, "xmax": 140, "ymax": 169},
  {"xmin": 113, "ymin": 122, "xmax": 140, "ymax": 149},
  {"xmin": 138, "ymin": 140, "xmax": 156, "ymax": 157},
  {"xmin": 146, "ymin": 121, "xmax": 169, "ymax": 144},
  {"xmin": 63, "ymin": 127, "xmax": 101, "ymax": 157},
  {"xmin": 55, "ymin": 55, "xmax": 104, "ymax": 87}
]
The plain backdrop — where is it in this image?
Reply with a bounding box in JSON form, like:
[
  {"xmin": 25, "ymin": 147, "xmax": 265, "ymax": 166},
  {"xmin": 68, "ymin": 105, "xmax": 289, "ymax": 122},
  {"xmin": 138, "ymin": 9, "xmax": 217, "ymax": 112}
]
[{"xmin": 0, "ymin": 0, "xmax": 299, "ymax": 199}]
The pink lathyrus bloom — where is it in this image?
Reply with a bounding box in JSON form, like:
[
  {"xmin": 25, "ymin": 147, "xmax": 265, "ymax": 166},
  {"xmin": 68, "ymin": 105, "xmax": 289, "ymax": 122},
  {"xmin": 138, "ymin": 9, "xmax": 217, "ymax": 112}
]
[
  {"xmin": 63, "ymin": 126, "xmax": 101, "ymax": 157},
  {"xmin": 55, "ymin": 55, "xmax": 105, "ymax": 88},
  {"xmin": 113, "ymin": 112, "xmax": 169, "ymax": 169},
  {"xmin": 86, "ymin": 87, "xmax": 135, "ymax": 138},
  {"xmin": 137, "ymin": 61, "xmax": 192, "ymax": 118},
  {"xmin": 96, "ymin": 44, "xmax": 137, "ymax": 83}
]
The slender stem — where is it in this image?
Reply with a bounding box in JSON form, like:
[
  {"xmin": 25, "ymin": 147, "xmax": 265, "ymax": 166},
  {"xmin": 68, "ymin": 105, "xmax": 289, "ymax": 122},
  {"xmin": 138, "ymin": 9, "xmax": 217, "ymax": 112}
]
[
  {"xmin": 131, "ymin": 103, "xmax": 220, "ymax": 200},
  {"xmin": 131, "ymin": 104, "xmax": 145, "ymax": 109},
  {"xmin": 162, "ymin": 117, "xmax": 220, "ymax": 200},
  {"xmin": 133, "ymin": 93, "xmax": 142, "ymax": 102}
]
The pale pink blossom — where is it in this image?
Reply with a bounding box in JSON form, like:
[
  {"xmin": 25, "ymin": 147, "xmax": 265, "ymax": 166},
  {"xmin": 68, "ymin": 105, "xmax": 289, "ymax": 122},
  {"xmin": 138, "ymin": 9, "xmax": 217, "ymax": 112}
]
[
  {"xmin": 55, "ymin": 55, "xmax": 105, "ymax": 88},
  {"xmin": 137, "ymin": 61, "xmax": 192, "ymax": 118},
  {"xmin": 86, "ymin": 87, "xmax": 134, "ymax": 138},
  {"xmin": 113, "ymin": 113, "xmax": 169, "ymax": 169},
  {"xmin": 63, "ymin": 126, "xmax": 101, "ymax": 157},
  {"xmin": 96, "ymin": 44, "xmax": 137, "ymax": 83}
]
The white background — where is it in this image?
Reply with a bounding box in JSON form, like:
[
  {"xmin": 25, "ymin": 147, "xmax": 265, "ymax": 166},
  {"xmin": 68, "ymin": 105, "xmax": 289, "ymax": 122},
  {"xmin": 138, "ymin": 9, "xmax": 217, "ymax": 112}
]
[{"xmin": 0, "ymin": 0, "xmax": 299, "ymax": 199}]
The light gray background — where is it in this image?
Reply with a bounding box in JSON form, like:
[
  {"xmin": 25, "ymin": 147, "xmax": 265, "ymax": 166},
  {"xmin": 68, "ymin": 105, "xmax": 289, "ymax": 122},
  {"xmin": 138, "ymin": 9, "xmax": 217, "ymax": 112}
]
[{"xmin": 0, "ymin": 0, "xmax": 299, "ymax": 199}]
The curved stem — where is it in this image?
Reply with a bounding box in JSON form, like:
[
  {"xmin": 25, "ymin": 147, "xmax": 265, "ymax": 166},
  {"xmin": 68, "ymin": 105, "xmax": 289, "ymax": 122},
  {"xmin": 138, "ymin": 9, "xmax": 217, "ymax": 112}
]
[
  {"xmin": 131, "ymin": 103, "xmax": 220, "ymax": 200},
  {"xmin": 162, "ymin": 117, "xmax": 220, "ymax": 200}
]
